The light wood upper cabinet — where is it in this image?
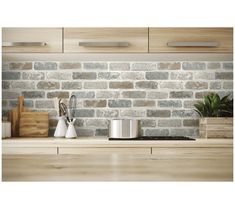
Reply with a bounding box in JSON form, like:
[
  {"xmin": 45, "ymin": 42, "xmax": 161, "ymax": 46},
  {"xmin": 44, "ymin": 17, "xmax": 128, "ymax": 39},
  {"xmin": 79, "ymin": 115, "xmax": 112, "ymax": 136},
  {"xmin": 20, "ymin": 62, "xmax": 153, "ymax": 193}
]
[
  {"xmin": 2, "ymin": 28, "xmax": 63, "ymax": 53},
  {"xmin": 64, "ymin": 28, "xmax": 148, "ymax": 53},
  {"xmin": 149, "ymin": 28, "xmax": 233, "ymax": 53}
]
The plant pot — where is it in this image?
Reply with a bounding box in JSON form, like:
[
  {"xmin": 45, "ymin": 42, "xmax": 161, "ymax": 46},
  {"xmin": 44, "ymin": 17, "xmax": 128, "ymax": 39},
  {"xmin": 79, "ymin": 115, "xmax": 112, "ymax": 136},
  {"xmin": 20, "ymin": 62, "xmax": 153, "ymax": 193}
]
[{"xmin": 199, "ymin": 117, "xmax": 233, "ymax": 139}]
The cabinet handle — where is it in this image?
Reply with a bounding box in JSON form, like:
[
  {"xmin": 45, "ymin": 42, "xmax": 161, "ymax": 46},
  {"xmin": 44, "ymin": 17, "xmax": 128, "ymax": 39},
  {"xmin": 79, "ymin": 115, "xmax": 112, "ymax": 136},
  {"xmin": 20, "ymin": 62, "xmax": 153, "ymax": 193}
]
[
  {"xmin": 2, "ymin": 42, "xmax": 47, "ymax": 47},
  {"xmin": 167, "ymin": 41, "xmax": 218, "ymax": 47},
  {"xmin": 78, "ymin": 41, "xmax": 129, "ymax": 47}
]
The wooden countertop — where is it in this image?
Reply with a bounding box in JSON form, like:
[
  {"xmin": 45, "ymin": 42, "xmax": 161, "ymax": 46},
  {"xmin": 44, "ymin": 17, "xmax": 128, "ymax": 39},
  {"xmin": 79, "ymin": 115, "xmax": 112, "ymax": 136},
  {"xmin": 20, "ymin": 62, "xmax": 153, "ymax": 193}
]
[
  {"xmin": 2, "ymin": 154, "xmax": 233, "ymax": 181},
  {"xmin": 2, "ymin": 137, "xmax": 233, "ymax": 148}
]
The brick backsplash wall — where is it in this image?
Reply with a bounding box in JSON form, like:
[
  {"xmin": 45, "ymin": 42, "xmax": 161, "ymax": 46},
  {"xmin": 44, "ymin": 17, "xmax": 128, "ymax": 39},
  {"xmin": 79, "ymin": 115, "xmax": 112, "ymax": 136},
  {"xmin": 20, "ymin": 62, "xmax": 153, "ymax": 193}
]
[{"xmin": 2, "ymin": 61, "xmax": 233, "ymax": 137}]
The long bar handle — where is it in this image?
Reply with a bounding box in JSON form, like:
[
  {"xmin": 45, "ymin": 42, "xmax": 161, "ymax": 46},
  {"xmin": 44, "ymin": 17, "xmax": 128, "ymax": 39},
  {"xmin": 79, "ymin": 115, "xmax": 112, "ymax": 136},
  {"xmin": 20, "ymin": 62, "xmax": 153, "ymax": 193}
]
[
  {"xmin": 2, "ymin": 42, "xmax": 47, "ymax": 47},
  {"xmin": 79, "ymin": 41, "xmax": 129, "ymax": 47},
  {"xmin": 167, "ymin": 41, "xmax": 218, "ymax": 47}
]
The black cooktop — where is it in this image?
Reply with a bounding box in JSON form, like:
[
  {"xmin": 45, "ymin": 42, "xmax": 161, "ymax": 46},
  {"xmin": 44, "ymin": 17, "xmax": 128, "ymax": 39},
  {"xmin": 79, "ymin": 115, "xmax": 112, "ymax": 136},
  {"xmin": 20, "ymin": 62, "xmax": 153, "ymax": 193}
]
[{"xmin": 109, "ymin": 136, "xmax": 196, "ymax": 141}]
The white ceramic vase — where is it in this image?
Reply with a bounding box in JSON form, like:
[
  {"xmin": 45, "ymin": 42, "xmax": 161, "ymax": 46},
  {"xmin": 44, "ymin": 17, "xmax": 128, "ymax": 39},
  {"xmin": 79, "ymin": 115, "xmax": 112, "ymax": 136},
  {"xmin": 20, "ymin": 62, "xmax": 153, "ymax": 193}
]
[
  {"xmin": 65, "ymin": 120, "xmax": 77, "ymax": 139},
  {"xmin": 54, "ymin": 116, "xmax": 67, "ymax": 138}
]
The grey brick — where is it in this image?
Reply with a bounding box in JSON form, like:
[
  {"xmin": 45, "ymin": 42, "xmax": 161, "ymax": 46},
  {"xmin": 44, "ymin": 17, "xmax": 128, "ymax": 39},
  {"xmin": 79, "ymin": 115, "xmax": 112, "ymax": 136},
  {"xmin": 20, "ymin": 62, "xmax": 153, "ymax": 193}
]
[
  {"xmin": 158, "ymin": 119, "xmax": 182, "ymax": 127},
  {"xmin": 207, "ymin": 62, "xmax": 221, "ymax": 70},
  {"xmin": 37, "ymin": 81, "xmax": 60, "ymax": 90},
  {"xmin": 9, "ymin": 62, "xmax": 32, "ymax": 70},
  {"xmin": 47, "ymin": 91, "xmax": 69, "ymax": 98},
  {"xmin": 157, "ymin": 62, "xmax": 181, "ymax": 70},
  {"xmin": 47, "ymin": 72, "xmax": 71, "ymax": 80},
  {"xmin": 120, "ymin": 109, "xmax": 145, "ymax": 117},
  {"xmin": 84, "ymin": 82, "xmax": 107, "ymax": 89},
  {"xmin": 170, "ymin": 72, "xmax": 193, "ymax": 80},
  {"xmin": 59, "ymin": 62, "xmax": 81, "ymax": 69},
  {"xmin": 9, "ymin": 99, "xmax": 34, "ymax": 108},
  {"xmin": 98, "ymin": 72, "xmax": 120, "ymax": 80},
  {"xmin": 74, "ymin": 109, "xmax": 95, "ymax": 117},
  {"xmin": 83, "ymin": 62, "xmax": 108, "ymax": 70},
  {"xmin": 2, "ymin": 91, "xmax": 20, "ymax": 99},
  {"xmin": 96, "ymin": 91, "xmax": 120, "ymax": 98},
  {"xmin": 2, "ymin": 72, "xmax": 20, "ymax": 80},
  {"xmin": 73, "ymin": 72, "xmax": 97, "ymax": 80},
  {"xmin": 217, "ymin": 91, "xmax": 233, "ymax": 98},
  {"xmin": 158, "ymin": 100, "xmax": 182, "ymax": 108},
  {"xmin": 182, "ymin": 62, "xmax": 206, "ymax": 70},
  {"xmin": 35, "ymin": 100, "xmax": 55, "ymax": 108},
  {"xmin": 85, "ymin": 119, "xmax": 108, "ymax": 127},
  {"xmin": 11, "ymin": 81, "xmax": 35, "ymax": 89},
  {"xmin": 62, "ymin": 82, "xmax": 82, "ymax": 90},
  {"xmin": 76, "ymin": 129, "xmax": 94, "ymax": 137},
  {"xmin": 96, "ymin": 109, "xmax": 119, "ymax": 117},
  {"xmin": 49, "ymin": 119, "xmax": 58, "ymax": 127},
  {"xmin": 84, "ymin": 100, "xmax": 107, "ymax": 108},
  {"xmin": 195, "ymin": 91, "xmax": 213, "ymax": 99},
  {"xmin": 146, "ymin": 72, "xmax": 169, "ymax": 80},
  {"xmin": 121, "ymin": 72, "xmax": 145, "ymax": 80},
  {"xmin": 147, "ymin": 110, "xmax": 171, "ymax": 117},
  {"xmin": 22, "ymin": 72, "xmax": 45, "ymax": 80},
  {"xmin": 109, "ymin": 63, "xmax": 130, "ymax": 71},
  {"xmin": 108, "ymin": 100, "xmax": 131, "ymax": 108},
  {"xmin": 2, "ymin": 63, "xmax": 9, "ymax": 71},
  {"xmin": 2, "ymin": 81, "xmax": 10, "ymax": 89},
  {"xmin": 2, "ymin": 109, "xmax": 10, "ymax": 118},
  {"xmin": 147, "ymin": 92, "xmax": 168, "ymax": 99},
  {"xmin": 122, "ymin": 91, "xmax": 146, "ymax": 98},
  {"xmin": 72, "ymin": 91, "xmax": 95, "ymax": 98},
  {"xmin": 133, "ymin": 100, "xmax": 155, "ymax": 107},
  {"xmin": 109, "ymin": 81, "xmax": 133, "ymax": 89},
  {"xmin": 183, "ymin": 100, "xmax": 200, "ymax": 108},
  {"xmin": 185, "ymin": 81, "xmax": 208, "ymax": 90},
  {"xmin": 145, "ymin": 129, "xmax": 169, "ymax": 136},
  {"xmin": 135, "ymin": 81, "xmax": 158, "ymax": 89},
  {"xmin": 194, "ymin": 72, "xmax": 215, "ymax": 80},
  {"xmin": 170, "ymin": 91, "xmax": 193, "ymax": 98},
  {"xmin": 170, "ymin": 129, "xmax": 197, "ymax": 137},
  {"xmin": 95, "ymin": 129, "xmax": 108, "ymax": 136},
  {"xmin": 2, "ymin": 100, "xmax": 8, "ymax": 107},
  {"xmin": 34, "ymin": 62, "xmax": 57, "ymax": 70},
  {"xmin": 74, "ymin": 119, "xmax": 85, "ymax": 127},
  {"xmin": 22, "ymin": 91, "xmax": 45, "ymax": 98},
  {"xmin": 172, "ymin": 110, "xmax": 197, "ymax": 117},
  {"xmin": 222, "ymin": 62, "xmax": 233, "ymax": 70},
  {"xmin": 183, "ymin": 119, "xmax": 199, "ymax": 127},
  {"xmin": 131, "ymin": 63, "xmax": 156, "ymax": 71},
  {"xmin": 159, "ymin": 81, "xmax": 183, "ymax": 89},
  {"xmin": 215, "ymin": 72, "xmax": 233, "ymax": 80},
  {"xmin": 210, "ymin": 82, "xmax": 221, "ymax": 89},
  {"xmin": 223, "ymin": 81, "xmax": 233, "ymax": 89},
  {"xmin": 140, "ymin": 119, "xmax": 156, "ymax": 127}
]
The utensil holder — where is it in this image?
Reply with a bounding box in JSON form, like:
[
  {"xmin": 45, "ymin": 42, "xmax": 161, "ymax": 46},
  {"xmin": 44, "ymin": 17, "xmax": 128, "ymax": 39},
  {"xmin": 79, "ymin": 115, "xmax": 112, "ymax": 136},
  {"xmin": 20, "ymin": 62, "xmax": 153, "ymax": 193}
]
[
  {"xmin": 65, "ymin": 120, "xmax": 77, "ymax": 139},
  {"xmin": 54, "ymin": 116, "xmax": 67, "ymax": 138}
]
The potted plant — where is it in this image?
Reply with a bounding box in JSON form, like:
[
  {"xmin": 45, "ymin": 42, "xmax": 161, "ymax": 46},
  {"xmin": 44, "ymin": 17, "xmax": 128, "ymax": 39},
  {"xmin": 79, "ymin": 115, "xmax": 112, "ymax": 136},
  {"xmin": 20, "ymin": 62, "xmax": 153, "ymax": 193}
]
[{"xmin": 193, "ymin": 93, "xmax": 233, "ymax": 139}]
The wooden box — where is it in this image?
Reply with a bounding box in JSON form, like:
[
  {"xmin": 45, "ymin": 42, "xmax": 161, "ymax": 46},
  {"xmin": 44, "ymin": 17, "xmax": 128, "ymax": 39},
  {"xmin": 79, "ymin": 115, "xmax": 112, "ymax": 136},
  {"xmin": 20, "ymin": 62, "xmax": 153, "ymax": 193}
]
[
  {"xmin": 19, "ymin": 112, "xmax": 49, "ymax": 137},
  {"xmin": 199, "ymin": 117, "xmax": 233, "ymax": 139}
]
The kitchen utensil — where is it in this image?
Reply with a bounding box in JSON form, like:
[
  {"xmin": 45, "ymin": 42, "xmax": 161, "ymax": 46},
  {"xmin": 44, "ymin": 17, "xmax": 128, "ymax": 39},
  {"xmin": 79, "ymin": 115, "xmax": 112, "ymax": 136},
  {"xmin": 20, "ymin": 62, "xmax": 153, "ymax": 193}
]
[
  {"xmin": 19, "ymin": 112, "xmax": 49, "ymax": 137},
  {"xmin": 68, "ymin": 95, "xmax": 77, "ymax": 120},
  {"xmin": 59, "ymin": 102, "xmax": 70, "ymax": 122},
  {"xmin": 65, "ymin": 119, "xmax": 77, "ymax": 139},
  {"xmin": 54, "ymin": 116, "xmax": 68, "ymax": 138},
  {"xmin": 109, "ymin": 119, "xmax": 140, "ymax": 139}
]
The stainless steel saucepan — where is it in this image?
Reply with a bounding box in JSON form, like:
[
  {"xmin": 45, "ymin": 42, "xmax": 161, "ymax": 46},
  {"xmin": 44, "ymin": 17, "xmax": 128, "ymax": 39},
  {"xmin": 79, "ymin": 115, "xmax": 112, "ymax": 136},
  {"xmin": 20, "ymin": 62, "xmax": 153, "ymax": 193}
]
[{"xmin": 109, "ymin": 119, "xmax": 140, "ymax": 139}]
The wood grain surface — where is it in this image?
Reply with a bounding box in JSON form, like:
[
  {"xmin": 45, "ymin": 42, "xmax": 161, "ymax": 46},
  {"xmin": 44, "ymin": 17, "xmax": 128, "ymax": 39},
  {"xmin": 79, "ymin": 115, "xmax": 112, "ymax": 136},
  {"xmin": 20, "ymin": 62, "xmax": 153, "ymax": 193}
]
[{"xmin": 2, "ymin": 154, "xmax": 233, "ymax": 181}]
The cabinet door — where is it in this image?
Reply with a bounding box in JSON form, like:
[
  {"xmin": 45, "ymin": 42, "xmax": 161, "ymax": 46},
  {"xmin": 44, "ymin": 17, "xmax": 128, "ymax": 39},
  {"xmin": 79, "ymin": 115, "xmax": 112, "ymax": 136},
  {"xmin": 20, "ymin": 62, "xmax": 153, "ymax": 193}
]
[
  {"xmin": 2, "ymin": 147, "xmax": 57, "ymax": 155},
  {"xmin": 64, "ymin": 28, "xmax": 148, "ymax": 53},
  {"xmin": 149, "ymin": 28, "xmax": 233, "ymax": 53},
  {"xmin": 59, "ymin": 147, "xmax": 151, "ymax": 155},
  {"xmin": 2, "ymin": 28, "xmax": 63, "ymax": 53}
]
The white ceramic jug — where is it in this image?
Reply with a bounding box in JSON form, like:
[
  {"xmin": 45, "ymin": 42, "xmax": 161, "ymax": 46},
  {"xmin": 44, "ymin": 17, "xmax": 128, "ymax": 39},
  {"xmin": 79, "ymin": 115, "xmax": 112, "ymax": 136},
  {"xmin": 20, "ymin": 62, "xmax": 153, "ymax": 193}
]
[
  {"xmin": 54, "ymin": 116, "xmax": 67, "ymax": 138},
  {"xmin": 65, "ymin": 120, "xmax": 77, "ymax": 139}
]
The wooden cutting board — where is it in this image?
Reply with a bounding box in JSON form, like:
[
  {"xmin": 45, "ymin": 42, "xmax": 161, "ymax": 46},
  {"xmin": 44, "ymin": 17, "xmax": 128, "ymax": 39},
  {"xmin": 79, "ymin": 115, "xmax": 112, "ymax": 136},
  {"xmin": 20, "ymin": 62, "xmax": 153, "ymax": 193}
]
[{"xmin": 19, "ymin": 112, "xmax": 49, "ymax": 137}]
